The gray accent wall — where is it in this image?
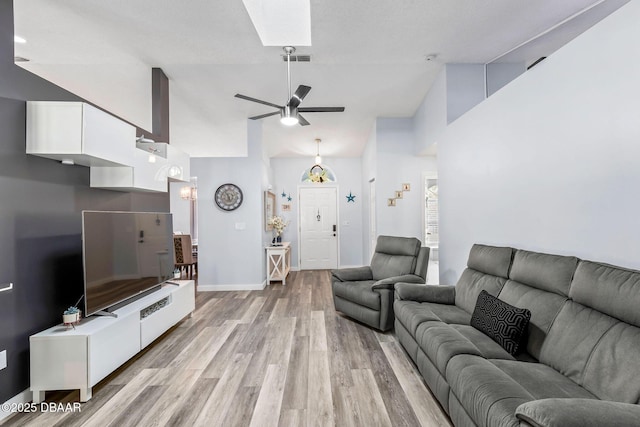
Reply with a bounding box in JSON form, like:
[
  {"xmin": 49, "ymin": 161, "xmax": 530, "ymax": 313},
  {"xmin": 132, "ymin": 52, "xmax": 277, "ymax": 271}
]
[{"xmin": 0, "ymin": 1, "xmax": 169, "ymax": 404}]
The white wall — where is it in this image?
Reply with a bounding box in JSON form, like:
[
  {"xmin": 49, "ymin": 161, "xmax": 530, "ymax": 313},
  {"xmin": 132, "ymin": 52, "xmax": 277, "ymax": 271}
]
[
  {"xmin": 414, "ymin": 68, "xmax": 447, "ymax": 155},
  {"xmin": 445, "ymin": 64, "xmax": 486, "ymax": 124},
  {"xmin": 271, "ymin": 157, "xmax": 364, "ymax": 267},
  {"xmin": 192, "ymin": 120, "xmax": 266, "ymax": 288},
  {"xmin": 376, "ymin": 118, "xmax": 438, "ymax": 240},
  {"xmin": 361, "ymin": 122, "xmax": 377, "ymax": 259},
  {"xmin": 486, "ymin": 62, "xmax": 526, "ymax": 97},
  {"xmin": 438, "ymin": 1, "xmax": 640, "ymax": 285},
  {"xmin": 261, "ymin": 137, "xmax": 274, "ymax": 277}
]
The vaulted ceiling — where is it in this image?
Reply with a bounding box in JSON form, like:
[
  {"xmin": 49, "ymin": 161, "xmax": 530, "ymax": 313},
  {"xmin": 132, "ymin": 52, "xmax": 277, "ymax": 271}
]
[{"xmin": 13, "ymin": 1, "xmax": 623, "ymax": 159}]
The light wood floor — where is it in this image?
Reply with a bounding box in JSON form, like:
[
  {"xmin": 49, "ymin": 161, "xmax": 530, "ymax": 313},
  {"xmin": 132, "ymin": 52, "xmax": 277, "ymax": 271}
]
[{"xmin": 4, "ymin": 270, "xmax": 452, "ymax": 427}]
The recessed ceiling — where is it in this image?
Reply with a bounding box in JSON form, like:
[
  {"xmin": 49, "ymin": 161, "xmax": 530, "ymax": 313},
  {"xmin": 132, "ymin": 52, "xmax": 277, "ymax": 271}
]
[{"xmin": 13, "ymin": 0, "xmax": 620, "ymax": 159}]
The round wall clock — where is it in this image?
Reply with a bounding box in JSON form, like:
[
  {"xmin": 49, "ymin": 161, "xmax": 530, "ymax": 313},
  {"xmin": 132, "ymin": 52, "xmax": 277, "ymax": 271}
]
[{"xmin": 214, "ymin": 183, "xmax": 243, "ymax": 211}]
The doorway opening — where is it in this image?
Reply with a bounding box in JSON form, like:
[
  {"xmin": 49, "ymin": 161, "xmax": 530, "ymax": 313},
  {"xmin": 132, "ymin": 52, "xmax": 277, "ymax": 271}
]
[
  {"xmin": 170, "ymin": 177, "xmax": 198, "ymax": 280},
  {"xmin": 423, "ymin": 173, "xmax": 438, "ymax": 284}
]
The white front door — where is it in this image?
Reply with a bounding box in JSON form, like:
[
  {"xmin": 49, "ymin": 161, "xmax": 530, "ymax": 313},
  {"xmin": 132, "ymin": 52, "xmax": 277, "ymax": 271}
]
[{"xmin": 299, "ymin": 187, "xmax": 338, "ymax": 270}]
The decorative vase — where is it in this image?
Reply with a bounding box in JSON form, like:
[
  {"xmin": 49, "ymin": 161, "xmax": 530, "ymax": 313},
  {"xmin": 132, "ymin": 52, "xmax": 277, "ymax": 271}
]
[{"xmin": 276, "ymin": 236, "xmax": 282, "ymax": 244}]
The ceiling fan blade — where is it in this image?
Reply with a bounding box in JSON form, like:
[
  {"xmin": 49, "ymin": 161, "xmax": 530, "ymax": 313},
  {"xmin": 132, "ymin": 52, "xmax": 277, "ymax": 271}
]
[
  {"xmin": 248, "ymin": 111, "xmax": 281, "ymax": 120},
  {"xmin": 234, "ymin": 94, "xmax": 282, "ymax": 109},
  {"xmin": 287, "ymin": 85, "xmax": 312, "ymax": 109},
  {"xmin": 298, "ymin": 106, "xmax": 345, "ymax": 113},
  {"xmin": 297, "ymin": 114, "xmax": 310, "ymax": 126}
]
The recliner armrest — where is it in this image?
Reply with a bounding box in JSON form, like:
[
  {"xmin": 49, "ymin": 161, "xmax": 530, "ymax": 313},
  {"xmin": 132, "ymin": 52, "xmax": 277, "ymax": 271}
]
[
  {"xmin": 394, "ymin": 283, "xmax": 455, "ymax": 304},
  {"xmin": 371, "ymin": 275, "xmax": 424, "ymax": 291},
  {"xmin": 516, "ymin": 398, "xmax": 640, "ymax": 427},
  {"xmin": 331, "ymin": 266, "xmax": 373, "ymax": 282}
]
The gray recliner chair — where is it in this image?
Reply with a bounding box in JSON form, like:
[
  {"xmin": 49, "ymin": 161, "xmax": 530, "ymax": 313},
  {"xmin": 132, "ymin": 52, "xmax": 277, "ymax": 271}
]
[{"xmin": 331, "ymin": 235, "xmax": 430, "ymax": 331}]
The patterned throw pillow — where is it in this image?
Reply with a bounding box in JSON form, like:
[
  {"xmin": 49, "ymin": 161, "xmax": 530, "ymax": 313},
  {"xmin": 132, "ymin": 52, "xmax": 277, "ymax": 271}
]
[{"xmin": 470, "ymin": 290, "xmax": 531, "ymax": 355}]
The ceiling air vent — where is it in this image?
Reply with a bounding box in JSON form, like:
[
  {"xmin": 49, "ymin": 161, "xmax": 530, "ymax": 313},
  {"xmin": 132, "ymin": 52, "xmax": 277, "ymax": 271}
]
[{"xmin": 282, "ymin": 55, "xmax": 311, "ymax": 62}]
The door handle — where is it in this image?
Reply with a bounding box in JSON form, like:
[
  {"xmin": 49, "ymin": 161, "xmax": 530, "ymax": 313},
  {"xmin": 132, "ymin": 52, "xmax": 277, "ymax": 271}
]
[{"xmin": 333, "ymin": 224, "xmax": 337, "ymax": 236}]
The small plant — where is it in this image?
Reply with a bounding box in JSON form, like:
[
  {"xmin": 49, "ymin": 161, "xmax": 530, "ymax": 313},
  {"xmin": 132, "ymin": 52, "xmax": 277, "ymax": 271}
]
[
  {"xmin": 63, "ymin": 306, "xmax": 81, "ymax": 329},
  {"xmin": 63, "ymin": 306, "xmax": 80, "ymax": 315}
]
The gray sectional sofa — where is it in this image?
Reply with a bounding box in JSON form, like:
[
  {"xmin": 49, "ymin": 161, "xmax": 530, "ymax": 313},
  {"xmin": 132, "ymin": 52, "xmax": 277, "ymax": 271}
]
[{"xmin": 394, "ymin": 244, "xmax": 640, "ymax": 427}]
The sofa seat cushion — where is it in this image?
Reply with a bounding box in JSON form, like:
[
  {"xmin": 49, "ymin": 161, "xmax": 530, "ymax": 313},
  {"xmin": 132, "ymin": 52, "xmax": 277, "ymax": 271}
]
[
  {"xmin": 446, "ymin": 355, "xmax": 598, "ymax": 427},
  {"xmin": 394, "ymin": 301, "xmax": 441, "ymax": 335},
  {"xmin": 332, "ymin": 280, "xmax": 379, "ymax": 310},
  {"xmin": 421, "ymin": 302, "xmax": 472, "ymax": 325},
  {"xmin": 451, "ymin": 325, "xmax": 518, "ymax": 360},
  {"xmin": 490, "ymin": 359, "xmax": 597, "ymax": 401},
  {"xmin": 394, "ymin": 301, "xmax": 471, "ymax": 336},
  {"xmin": 416, "ymin": 322, "xmax": 515, "ymax": 377},
  {"xmin": 446, "ymin": 354, "xmax": 532, "ymax": 427}
]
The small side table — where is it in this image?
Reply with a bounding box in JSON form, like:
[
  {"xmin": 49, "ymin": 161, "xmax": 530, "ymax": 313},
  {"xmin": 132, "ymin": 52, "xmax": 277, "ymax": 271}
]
[{"xmin": 266, "ymin": 242, "xmax": 291, "ymax": 286}]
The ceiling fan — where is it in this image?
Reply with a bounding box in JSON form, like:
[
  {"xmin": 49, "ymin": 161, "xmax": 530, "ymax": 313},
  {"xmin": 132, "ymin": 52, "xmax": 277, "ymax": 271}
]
[{"xmin": 234, "ymin": 46, "xmax": 345, "ymax": 126}]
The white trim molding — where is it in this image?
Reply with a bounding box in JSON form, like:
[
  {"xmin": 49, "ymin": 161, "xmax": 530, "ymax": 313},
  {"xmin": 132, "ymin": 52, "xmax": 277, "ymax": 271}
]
[
  {"xmin": 0, "ymin": 389, "xmax": 31, "ymax": 422},
  {"xmin": 0, "ymin": 282, "xmax": 13, "ymax": 293}
]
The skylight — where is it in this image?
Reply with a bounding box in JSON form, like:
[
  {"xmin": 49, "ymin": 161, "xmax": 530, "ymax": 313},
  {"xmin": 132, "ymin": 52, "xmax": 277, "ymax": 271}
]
[{"xmin": 242, "ymin": 0, "xmax": 311, "ymax": 46}]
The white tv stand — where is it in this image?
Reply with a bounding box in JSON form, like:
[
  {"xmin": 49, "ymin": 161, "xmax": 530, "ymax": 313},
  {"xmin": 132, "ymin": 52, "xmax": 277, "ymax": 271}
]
[{"xmin": 29, "ymin": 280, "xmax": 195, "ymax": 403}]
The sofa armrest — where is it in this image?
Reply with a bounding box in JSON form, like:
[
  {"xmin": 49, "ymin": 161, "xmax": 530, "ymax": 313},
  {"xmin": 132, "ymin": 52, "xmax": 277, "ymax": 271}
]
[
  {"xmin": 516, "ymin": 398, "xmax": 640, "ymax": 427},
  {"xmin": 371, "ymin": 274, "xmax": 425, "ymax": 291},
  {"xmin": 394, "ymin": 283, "xmax": 455, "ymax": 304},
  {"xmin": 331, "ymin": 266, "xmax": 373, "ymax": 282}
]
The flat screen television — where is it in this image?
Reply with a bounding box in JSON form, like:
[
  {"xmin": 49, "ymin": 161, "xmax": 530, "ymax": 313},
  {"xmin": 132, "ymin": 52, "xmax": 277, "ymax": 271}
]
[{"xmin": 82, "ymin": 211, "xmax": 175, "ymax": 316}]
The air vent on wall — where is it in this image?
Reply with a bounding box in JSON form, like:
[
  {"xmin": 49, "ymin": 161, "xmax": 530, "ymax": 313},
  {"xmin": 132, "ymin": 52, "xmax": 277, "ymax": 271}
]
[{"xmin": 282, "ymin": 55, "xmax": 311, "ymax": 62}]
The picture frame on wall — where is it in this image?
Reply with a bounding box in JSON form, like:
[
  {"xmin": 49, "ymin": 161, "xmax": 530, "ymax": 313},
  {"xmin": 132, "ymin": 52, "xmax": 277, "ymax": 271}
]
[{"xmin": 265, "ymin": 190, "xmax": 276, "ymax": 231}]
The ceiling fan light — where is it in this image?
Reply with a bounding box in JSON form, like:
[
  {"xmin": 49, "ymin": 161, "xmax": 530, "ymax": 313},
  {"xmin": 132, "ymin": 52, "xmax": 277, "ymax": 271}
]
[
  {"xmin": 280, "ymin": 106, "xmax": 299, "ymax": 126},
  {"xmin": 280, "ymin": 115, "xmax": 299, "ymax": 126}
]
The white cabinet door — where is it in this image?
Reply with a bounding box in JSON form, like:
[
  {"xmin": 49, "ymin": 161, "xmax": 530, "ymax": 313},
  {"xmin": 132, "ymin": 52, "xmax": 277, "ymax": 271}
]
[
  {"xmin": 88, "ymin": 312, "xmax": 140, "ymax": 386},
  {"xmin": 26, "ymin": 101, "xmax": 135, "ymax": 167},
  {"xmin": 299, "ymin": 187, "xmax": 338, "ymax": 270}
]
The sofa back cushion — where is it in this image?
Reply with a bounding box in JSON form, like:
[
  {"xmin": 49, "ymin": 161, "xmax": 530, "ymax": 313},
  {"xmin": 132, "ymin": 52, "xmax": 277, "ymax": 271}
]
[
  {"xmin": 540, "ymin": 261, "xmax": 640, "ymax": 404},
  {"xmin": 509, "ymin": 249, "xmax": 578, "ymax": 296},
  {"xmin": 497, "ymin": 249, "xmax": 577, "ymax": 359},
  {"xmin": 455, "ymin": 245, "xmax": 513, "ymax": 314},
  {"xmin": 467, "ymin": 244, "xmax": 513, "ymax": 278},
  {"xmin": 540, "ymin": 301, "xmax": 640, "ymax": 403},
  {"xmin": 498, "ymin": 281, "xmax": 566, "ymax": 360},
  {"xmin": 547, "ymin": 260, "xmax": 640, "ymax": 404},
  {"xmin": 370, "ymin": 235, "xmax": 421, "ymax": 280},
  {"xmin": 569, "ymin": 260, "xmax": 640, "ymax": 327}
]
